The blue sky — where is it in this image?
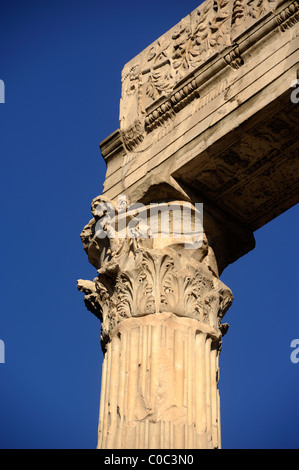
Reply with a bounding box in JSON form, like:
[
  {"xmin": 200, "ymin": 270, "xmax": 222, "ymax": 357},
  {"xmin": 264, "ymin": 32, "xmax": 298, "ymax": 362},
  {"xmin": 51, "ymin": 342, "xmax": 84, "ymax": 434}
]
[{"xmin": 0, "ymin": 0, "xmax": 298, "ymax": 449}]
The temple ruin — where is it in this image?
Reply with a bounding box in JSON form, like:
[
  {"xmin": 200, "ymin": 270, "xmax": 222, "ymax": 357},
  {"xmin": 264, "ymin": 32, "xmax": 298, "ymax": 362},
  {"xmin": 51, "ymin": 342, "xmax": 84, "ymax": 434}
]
[{"xmin": 78, "ymin": 0, "xmax": 299, "ymax": 449}]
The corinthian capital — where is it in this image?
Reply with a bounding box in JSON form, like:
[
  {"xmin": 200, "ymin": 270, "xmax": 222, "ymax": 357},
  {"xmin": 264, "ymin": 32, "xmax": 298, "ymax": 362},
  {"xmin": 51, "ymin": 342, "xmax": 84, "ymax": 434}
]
[{"xmin": 78, "ymin": 195, "xmax": 233, "ymax": 350}]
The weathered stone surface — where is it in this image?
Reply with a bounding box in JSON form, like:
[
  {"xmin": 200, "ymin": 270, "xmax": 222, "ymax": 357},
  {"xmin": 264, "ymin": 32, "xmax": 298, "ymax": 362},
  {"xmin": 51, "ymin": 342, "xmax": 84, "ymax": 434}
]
[
  {"xmin": 101, "ymin": 0, "xmax": 299, "ymax": 235},
  {"xmin": 98, "ymin": 312, "xmax": 224, "ymax": 449},
  {"xmin": 78, "ymin": 0, "xmax": 299, "ymax": 449}
]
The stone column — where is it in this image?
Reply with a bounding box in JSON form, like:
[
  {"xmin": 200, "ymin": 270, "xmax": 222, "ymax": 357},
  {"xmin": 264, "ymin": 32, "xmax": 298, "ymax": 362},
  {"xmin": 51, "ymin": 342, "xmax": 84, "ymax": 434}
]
[
  {"xmin": 78, "ymin": 195, "xmax": 233, "ymax": 449},
  {"xmin": 77, "ymin": 0, "xmax": 299, "ymax": 449}
]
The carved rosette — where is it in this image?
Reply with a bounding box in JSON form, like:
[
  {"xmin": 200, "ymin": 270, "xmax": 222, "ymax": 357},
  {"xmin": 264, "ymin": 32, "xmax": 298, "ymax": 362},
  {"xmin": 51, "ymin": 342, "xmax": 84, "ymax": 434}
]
[{"xmin": 77, "ymin": 196, "xmax": 233, "ymax": 351}]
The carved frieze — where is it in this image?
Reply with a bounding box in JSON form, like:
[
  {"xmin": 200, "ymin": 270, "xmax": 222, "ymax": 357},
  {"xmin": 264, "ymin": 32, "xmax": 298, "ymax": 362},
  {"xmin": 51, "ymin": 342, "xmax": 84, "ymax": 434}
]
[
  {"xmin": 121, "ymin": 0, "xmax": 233, "ymax": 113},
  {"xmin": 118, "ymin": 0, "xmax": 295, "ymax": 150},
  {"xmin": 120, "ymin": 0, "xmax": 233, "ymax": 137}
]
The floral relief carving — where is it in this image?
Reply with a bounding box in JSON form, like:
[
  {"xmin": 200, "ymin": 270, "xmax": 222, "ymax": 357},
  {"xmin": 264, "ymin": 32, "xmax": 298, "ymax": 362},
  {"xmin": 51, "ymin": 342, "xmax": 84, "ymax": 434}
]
[
  {"xmin": 115, "ymin": 254, "xmax": 156, "ymax": 318},
  {"xmin": 145, "ymin": 39, "xmax": 174, "ymax": 100},
  {"xmin": 122, "ymin": 0, "xmax": 284, "ymax": 106},
  {"xmin": 231, "ymin": 0, "xmax": 277, "ymax": 29},
  {"xmin": 145, "ymin": 67, "xmax": 174, "ymax": 101},
  {"xmin": 79, "ymin": 246, "xmax": 233, "ymax": 349},
  {"xmin": 143, "ymin": 0, "xmax": 232, "ymax": 93},
  {"xmin": 119, "ymin": 0, "xmax": 290, "ymax": 148}
]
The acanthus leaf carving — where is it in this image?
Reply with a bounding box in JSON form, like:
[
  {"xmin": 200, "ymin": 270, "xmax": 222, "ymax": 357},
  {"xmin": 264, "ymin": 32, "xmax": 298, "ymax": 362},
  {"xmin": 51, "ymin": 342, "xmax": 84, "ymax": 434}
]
[
  {"xmin": 79, "ymin": 248, "xmax": 233, "ymax": 350},
  {"xmin": 78, "ymin": 195, "xmax": 233, "ymax": 351}
]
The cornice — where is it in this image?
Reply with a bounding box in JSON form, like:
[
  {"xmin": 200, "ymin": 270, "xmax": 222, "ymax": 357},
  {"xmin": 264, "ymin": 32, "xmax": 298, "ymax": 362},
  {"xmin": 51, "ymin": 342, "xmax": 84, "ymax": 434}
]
[{"xmin": 99, "ymin": 0, "xmax": 298, "ymax": 161}]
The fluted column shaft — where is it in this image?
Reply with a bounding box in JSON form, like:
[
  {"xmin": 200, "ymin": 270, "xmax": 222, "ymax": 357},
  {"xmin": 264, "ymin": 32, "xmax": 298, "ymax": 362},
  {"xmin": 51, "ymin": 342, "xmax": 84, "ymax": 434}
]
[{"xmin": 98, "ymin": 313, "xmax": 222, "ymax": 449}]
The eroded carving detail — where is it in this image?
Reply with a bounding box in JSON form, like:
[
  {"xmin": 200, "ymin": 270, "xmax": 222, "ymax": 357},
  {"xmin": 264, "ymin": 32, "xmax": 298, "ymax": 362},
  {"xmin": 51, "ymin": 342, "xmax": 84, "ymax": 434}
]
[
  {"xmin": 144, "ymin": 0, "xmax": 232, "ymax": 88},
  {"xmin": 224, "ymin": 46, "xmax": 244, "ymax": 69},
  {"xmin": 276, "ymin": 0, "xmax": 299, "ymax": 31},
  {"xmin": 231, "ymin": 0, "xmax": 277, "ymax": 29},
  {"xmin": 144, "ymin": 100, "xmax": 175, "ymax": 133},
  {"xmin": 121, "ymin": 119, "xmax": 145, "ymax": 151}
]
